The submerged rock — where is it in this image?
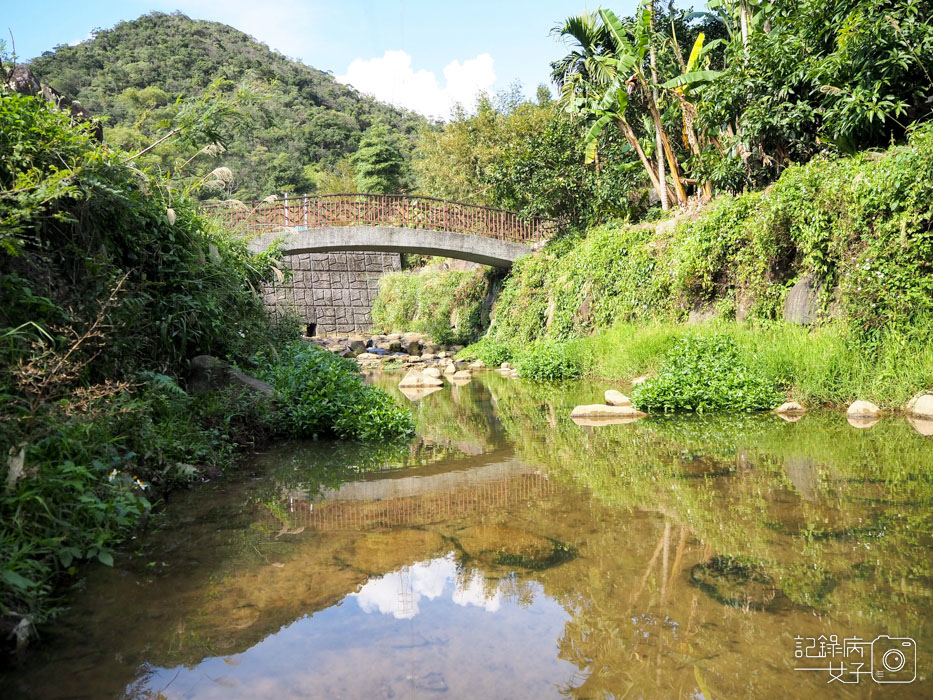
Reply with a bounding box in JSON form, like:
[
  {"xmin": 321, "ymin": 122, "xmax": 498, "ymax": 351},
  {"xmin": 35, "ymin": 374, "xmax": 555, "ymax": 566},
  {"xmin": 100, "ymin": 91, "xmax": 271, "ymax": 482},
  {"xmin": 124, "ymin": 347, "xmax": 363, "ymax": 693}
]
[
  {"xmin": 847, "ymin": 415, "xmax": 881, "ymax": 429},
  {"xmin": 604, "ymin": 390, "xmax": 632, "ymax": 407},
  {"xmin": 907, "ymin": 416, "xmax": 933, "ymax": 436},
  {"xmin": 399, "ymin": 386, "xmax": 443, "ymax": 402},
  {"xmin": 570, "ymin": 404, "xmax": 646, "ymax": 419}
]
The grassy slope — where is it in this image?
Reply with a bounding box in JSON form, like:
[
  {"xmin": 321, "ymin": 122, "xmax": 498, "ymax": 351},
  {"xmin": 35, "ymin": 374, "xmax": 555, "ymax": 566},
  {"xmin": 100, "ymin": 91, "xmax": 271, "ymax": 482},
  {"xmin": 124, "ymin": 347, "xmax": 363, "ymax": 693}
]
[{"xmin": 462, "ymin": 125, "xmax": 933, "ymax": 406}]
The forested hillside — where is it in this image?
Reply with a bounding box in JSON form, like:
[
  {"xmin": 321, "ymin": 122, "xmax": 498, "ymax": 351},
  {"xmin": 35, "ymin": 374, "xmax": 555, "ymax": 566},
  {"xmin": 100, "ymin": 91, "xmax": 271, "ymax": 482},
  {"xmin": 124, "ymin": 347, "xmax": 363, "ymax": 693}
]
[{"xmin": 28, "ymin": 12, "xmax": 430, "ymax": 199}]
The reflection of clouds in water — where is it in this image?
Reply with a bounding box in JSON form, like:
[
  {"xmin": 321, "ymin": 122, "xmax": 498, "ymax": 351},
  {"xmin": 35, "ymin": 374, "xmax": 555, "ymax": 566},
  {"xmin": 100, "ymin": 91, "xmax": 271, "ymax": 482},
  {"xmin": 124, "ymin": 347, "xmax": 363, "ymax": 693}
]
[
  {"xmin": 352, "ymin": 555, "xmax": 501, "ymax": 619},
  {"xmin": 453, "ymin": 571, "xmax": 501, "ymax": 612}
]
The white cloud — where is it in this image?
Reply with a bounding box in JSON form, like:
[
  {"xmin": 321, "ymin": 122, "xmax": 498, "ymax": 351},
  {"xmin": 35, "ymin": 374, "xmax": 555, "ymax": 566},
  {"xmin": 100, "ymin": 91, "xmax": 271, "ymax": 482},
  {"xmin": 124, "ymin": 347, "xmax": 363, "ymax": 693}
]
[{"xmin": 336, "ymin": 50, "xmax": 496, "ymax": 120}]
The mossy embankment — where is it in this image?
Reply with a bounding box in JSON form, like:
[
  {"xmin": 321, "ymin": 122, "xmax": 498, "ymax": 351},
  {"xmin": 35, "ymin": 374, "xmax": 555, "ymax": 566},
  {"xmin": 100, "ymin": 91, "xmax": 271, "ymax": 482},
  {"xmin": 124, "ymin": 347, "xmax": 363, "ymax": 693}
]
[
  {"xmin": 378, "ymin": 124, "xmax": 933, "ymax": 406},
  {"xmin": 371, "ymin": 266, "xmax": 501, "ymax": 346}
]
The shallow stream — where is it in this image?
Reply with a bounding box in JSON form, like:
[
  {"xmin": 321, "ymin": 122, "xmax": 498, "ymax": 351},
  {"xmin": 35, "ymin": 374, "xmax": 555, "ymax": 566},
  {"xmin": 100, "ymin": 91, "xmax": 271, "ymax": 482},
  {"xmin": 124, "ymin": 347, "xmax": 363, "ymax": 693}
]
[{"xmin": 4, "ymin": 372, "xmax": 931, "ymax": 698}]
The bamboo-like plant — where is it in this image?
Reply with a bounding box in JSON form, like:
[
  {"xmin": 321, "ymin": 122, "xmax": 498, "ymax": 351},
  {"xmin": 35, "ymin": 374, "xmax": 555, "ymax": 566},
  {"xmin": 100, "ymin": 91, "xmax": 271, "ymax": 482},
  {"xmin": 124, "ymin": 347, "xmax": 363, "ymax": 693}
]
[{"xmin": 553, "ymin": 2, "xmax": 691, "ymax": 206}]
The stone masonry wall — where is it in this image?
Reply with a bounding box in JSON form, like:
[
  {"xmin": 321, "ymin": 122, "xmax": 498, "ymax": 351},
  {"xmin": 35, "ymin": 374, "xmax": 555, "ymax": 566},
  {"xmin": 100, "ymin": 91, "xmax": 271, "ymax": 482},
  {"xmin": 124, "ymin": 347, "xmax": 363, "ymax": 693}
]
[{"xmin": 262, "ymin": 252, "xmax": 401, "ymax": 334}]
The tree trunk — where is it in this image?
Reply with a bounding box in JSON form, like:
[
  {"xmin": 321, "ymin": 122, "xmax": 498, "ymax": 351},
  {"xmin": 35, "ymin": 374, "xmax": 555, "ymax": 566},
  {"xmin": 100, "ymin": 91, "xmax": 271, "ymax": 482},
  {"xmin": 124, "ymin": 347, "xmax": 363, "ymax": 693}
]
[
  {"xmin": 616, "ymin": 118, "xmax": 666, "ymax": 202},
  {"xmin": 644, "ymin": 93, "xmax": 688, "ymax": 205},
  {"xmin": 649, "ymin": 1, "xmax": 668, "ymax": 211}
]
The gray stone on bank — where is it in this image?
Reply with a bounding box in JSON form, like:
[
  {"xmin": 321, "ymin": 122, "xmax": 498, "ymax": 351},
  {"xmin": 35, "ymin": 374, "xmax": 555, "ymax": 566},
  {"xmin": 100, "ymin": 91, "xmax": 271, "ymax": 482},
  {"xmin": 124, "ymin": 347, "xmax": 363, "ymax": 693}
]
[{"xmin": 784, "ymin": 273, "xmax": 820, "ymax": 325}]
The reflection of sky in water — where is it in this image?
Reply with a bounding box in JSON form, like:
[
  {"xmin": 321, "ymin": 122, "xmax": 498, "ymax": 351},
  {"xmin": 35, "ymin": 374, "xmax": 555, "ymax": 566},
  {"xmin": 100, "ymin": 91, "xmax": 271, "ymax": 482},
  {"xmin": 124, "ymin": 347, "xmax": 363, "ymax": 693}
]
[
  {"xmin": 352, "ymin": 554, "xmax": 501, "ymax": 619},
  {"xmin": 134, "ymin": 555, "xmax": 573, "ymax": 699}
]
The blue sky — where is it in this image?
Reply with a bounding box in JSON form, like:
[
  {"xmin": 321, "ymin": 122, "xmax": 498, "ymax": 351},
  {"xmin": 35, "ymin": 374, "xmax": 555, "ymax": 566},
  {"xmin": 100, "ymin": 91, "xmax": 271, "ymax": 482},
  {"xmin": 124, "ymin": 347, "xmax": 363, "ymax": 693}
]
[{"xmin": 5, "ymin": 1, "xmax": 638, "ymax": 119}]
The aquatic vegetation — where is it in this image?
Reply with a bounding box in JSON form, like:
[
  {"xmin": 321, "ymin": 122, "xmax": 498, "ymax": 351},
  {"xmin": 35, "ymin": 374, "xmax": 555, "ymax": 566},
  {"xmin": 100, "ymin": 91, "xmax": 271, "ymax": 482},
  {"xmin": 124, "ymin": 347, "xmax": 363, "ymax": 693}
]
[
  {"xmin": 632, "ymin": 334, "xmax": 783, "ymax": 412},
  {"xmin": 257, "ymin": 342, "xmax": 414, "ymax": 441}
]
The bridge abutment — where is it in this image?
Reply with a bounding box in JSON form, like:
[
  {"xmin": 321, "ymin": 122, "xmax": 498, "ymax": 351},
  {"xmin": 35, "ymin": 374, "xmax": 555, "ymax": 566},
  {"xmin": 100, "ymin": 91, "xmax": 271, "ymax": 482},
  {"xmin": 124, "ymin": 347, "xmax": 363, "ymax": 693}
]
[{"xmin": 262, "ymin": 251, "xmax": 401, "ymax": 334}]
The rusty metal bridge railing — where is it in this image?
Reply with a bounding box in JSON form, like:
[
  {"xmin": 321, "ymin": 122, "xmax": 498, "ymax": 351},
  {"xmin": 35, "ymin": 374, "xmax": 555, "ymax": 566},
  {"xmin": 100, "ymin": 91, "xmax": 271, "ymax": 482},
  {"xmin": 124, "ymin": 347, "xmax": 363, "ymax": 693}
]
[{"xmin": 199, "ymin": 193, "xmax": 558, "ymax": 244}]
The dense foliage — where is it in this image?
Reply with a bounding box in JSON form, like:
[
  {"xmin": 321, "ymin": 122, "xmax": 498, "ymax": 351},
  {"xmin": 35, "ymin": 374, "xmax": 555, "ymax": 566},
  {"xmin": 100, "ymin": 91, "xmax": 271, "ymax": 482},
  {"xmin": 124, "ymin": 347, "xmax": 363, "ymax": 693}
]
[
  {"xmin": 631, "ymin": 334, "xmax": 782, "ymax": 411},
  {"xmin": 552, "ymin": 0, "xmax": 933, "ymax": 202},
  {"xmin": 486, "ymin": 124, "xmax": 933, "ymax": 344},
  {"xmin": 514, "ymin": 339, "xmax": 585, "ymax": 381},
  {"xmin": 351, "ymin": 122, "xmax": 408, "ymax": 193},
  {"xmin": 256, "ymin": 343, "xmax": 414, "ymax": 441},
  {"xmin": 27, "ymin": 12, "xmax": 429, "ymax": 199},
  {"xmin": 697, "ymin": 0, "xmax": 933, "ymax": 188},
  {"xmin": 371, "ymin": 267, "xmax": 495, "ymax": 345},
  {"xmin": 413, "ymin": 92, "xmax": 645, "ymax": 226}
]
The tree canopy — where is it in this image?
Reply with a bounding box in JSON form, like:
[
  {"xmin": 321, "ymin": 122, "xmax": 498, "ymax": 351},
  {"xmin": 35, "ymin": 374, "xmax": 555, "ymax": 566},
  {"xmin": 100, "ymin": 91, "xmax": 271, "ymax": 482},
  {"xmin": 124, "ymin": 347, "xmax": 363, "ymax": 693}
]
[{"xmin": 27, "ymin": 12, "xmax": 431, "ymax": 200}]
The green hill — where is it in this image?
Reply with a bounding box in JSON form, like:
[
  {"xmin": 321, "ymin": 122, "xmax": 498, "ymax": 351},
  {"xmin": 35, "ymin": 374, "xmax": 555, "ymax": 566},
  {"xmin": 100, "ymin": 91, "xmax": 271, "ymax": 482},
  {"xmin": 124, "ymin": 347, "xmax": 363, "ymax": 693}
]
[{"xmin": 28, "ymin": 11, "xmax": 430, "ymax": 199}]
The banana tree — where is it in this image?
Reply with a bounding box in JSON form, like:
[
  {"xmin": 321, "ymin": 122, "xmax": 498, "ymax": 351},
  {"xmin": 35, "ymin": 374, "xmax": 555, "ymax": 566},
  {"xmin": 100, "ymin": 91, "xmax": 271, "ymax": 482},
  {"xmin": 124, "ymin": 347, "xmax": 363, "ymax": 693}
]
[
  {"xmin": 554, "ymin": 3, "xmax": 688, "ymax": 206},
  {"xmin": 598, "ymin": 5, "xmax": 688, "ymax": 206},
  {"xmin": 662, "ymin": 32, "xmax": 725, "ymax": 197}
]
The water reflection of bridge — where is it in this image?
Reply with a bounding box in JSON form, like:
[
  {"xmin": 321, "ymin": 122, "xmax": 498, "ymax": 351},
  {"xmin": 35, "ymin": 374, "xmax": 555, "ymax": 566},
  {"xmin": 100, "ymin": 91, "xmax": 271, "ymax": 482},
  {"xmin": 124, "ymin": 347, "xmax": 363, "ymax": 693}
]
[{"xmin": 272, "ymin": 452, "xmax": 558, "ymax": 531}]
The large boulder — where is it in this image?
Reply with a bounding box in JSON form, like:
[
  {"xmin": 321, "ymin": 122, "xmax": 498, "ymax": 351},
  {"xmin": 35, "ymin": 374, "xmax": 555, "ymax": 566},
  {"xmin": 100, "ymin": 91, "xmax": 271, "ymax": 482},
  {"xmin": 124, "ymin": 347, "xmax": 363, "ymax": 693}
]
[
  {"xmin": 570, "ymin": 404, "xmax": 646, "ymax": 419},
  {"xmin": 404, "ymin": 339, "xmax": 422, "ymax": 356},
  {"xmin": 4, "ymin": 65, "xmax": 103, "ymax": 141},
  {"xmin": 422, "ymin": 367, "xmax": 443, "ymax": 379},
  {"xmin": 188, "ymin": 355, "xmax": 274, "ymax": 397},
  {"xmin": 398, "ymin": 370, "xmax": 443, "ymax": 388},
  {"xmin": 784, "ymin": 274, "xmax": 820, "ymax": 325},
  {"xmin": 345, "ymin": 339, "xmax": 367, "ymax": 356}
]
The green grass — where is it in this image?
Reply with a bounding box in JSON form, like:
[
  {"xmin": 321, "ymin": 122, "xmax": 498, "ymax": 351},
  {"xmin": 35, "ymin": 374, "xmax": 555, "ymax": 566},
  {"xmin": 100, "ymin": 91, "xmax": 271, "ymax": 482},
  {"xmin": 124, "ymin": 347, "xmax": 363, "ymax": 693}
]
[{"xmin": 578, "ymin": 319, "xmax": 933, "ymax": 408}]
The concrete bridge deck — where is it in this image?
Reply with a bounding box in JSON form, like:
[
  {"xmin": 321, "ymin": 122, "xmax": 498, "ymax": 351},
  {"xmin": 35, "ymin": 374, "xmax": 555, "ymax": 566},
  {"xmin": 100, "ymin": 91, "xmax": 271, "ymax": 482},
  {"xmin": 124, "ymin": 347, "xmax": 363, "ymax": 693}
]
[{"xmin": 201, "ymin": 193, "xmax": 557, "ymax": 268}]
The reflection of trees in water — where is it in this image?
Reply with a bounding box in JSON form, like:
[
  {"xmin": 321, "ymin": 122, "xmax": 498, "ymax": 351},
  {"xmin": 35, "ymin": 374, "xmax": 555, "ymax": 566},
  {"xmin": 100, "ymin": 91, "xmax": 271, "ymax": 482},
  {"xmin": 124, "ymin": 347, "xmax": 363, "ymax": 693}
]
[
  {"xmin": 369, "ymin": 372, "xmax": 509, "ymax": 453},
  {"xmin": 485, "ymin": 373, "xmax": 932, "ymax": 637}
]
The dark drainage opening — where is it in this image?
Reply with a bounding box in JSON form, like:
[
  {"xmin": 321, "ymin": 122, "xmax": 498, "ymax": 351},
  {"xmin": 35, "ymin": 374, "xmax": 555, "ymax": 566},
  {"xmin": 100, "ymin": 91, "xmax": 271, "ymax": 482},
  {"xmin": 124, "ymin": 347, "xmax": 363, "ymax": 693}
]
[{"xmin": 306, "ymin": 323, "xmax": 317, "ymax": 337}]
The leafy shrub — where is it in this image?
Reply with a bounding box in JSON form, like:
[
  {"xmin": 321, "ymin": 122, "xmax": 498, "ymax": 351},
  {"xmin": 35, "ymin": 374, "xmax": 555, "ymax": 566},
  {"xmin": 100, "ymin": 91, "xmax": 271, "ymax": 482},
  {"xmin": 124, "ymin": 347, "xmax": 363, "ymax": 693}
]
[
  {"xmin": 457, "ymin": 338, "xmax": 514, "ymax": 366},
  {"xmin": 258, "ymin": 342, "xmax": 414, "ymax": 441},
  {"xmin": 632, "ymin": 335, "xmax": 783, "ymax": 412},
  {"xmin": 514, "ymin": 339, "xmax": 584, "ymax": 381}
]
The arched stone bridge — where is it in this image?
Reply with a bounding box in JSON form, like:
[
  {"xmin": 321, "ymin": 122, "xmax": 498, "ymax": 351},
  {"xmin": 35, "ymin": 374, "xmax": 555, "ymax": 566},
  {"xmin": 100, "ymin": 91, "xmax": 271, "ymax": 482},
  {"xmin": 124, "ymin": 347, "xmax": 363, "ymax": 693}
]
[{"xmin": 201, "ymin": 193, "xmax": 558, "ymax": 268}]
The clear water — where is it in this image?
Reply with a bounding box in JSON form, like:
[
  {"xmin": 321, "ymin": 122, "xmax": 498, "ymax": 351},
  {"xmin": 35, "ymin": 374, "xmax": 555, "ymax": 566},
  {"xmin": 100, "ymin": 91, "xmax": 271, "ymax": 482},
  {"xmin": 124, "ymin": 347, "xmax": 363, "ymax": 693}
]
[{"xmin": 4, "ymin": 371, "xmax": 931, "ymax": 699}]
